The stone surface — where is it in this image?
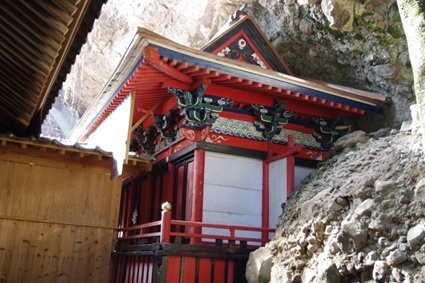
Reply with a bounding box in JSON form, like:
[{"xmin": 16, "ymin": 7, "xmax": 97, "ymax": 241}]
[
  {"xmin": 262, "ymin": 130, "xmax": 425, "ymax": 281},
  {"xmin": 354, "ymin": 198, "xmax": 374, "ymax": 216},
  {"xmin": 407, "ymin": 224, "xmax": 425, "ymax": 249},
  {"xmin": 414, "ymin": 178, "xmax": 425, "ymax": 200},
  {"xmin": 373, "ymin": 260, "xmax": 389, "ymax": 282},
  {"xmin": 341, "ymin": 220, "xmax": 368, "ymax": 251},
  {"xmin": 316, "ymin": 257, "xmax": 341, "ymax": 283},
  {"xmin": 246, "ymin": 247, "xmax": 273, "ymax": 283},
  {"xmin": 386, "ymin": 250, "xmax": 407, "ymax": 266},
  {"xmin": 321, "ymin": 0, "xmax": 354, "ymax": 31}
]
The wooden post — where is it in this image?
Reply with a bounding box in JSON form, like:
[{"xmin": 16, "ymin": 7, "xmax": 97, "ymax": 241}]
[
  {"xmin": 124, "ymin": 91, "xmax": 136, "ymax": 164},
  {"xmin": 287, "ymin": 155, "xmax": 295, "ymax": 197},
  {"xmin": 191, "ymin": 148, "xmax": 205, "ymax": 244},
  {"xmin": 286, "ymin": 134, "xmax": 296, "ymax": 196},
  {"xmin": 261, "ymin": 159, "xmax": 269, "ymax": 245},
  {"xmin": 160, "ymin": 210, "xmax": 171, "ymax": 243}
]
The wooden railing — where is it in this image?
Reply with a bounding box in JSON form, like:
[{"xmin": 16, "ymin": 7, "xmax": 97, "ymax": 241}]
[{"xmin": 118, "ymin": 211, "xmax": 275, "ymax": 247}]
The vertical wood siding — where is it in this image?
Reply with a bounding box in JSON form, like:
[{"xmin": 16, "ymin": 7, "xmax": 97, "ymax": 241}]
[{"xmin": 0, "ymin": 159, "xmax": 121, "ymax": 283}]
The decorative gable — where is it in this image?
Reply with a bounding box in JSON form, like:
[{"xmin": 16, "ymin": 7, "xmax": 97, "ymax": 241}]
[{"xmin": 202, "ymin": 8, "xmax": 292, "ymax": 74}]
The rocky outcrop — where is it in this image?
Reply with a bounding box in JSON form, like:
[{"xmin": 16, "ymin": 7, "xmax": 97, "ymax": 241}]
[
  {"xmin": 246, "ymin": 114, "xmax": 425, "ymax": 282},
  {"xmin": 254, "ymin": 0, "xmax": 413, "ymax": 127},
  {"xmin": 57, "ymin": 0, "xmax": 235, "ymax": 121}
]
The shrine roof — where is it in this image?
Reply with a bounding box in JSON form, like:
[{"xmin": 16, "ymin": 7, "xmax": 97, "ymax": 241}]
[
  {"xmin": 202, "ymin": 15, "xmax": 292, "ymax": 75},
  {"xmin": 69, "ymin": 25, "xmax": 389, "ymax": 142}
]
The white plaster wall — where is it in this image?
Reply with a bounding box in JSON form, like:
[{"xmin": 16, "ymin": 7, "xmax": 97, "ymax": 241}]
[
  {"xmin": 269, "ymin": 158, "xmax": 287, "ymax": 229},
  {"xmin": 203, "ymin": 151, "xmax": 262, "ymax": 240},
  {"xmin": 295, "ymin": 165, "xmax": 315, "ymax": 187}
]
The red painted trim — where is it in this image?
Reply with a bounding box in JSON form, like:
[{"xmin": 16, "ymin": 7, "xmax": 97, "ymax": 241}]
[
  {"xmin": 287, "ymin": 155, "xmax": 295, "ymax": 197},
  {"xmin": 191, "ymin": 149, "xmax": 205, "ymax": 244},
  {"xmin": 227, "ymin": 260, "xmax": 235, "ymax": 283},
  {"xmin": 264, "ymin": 135, "xmax": 301, "ymax": 197},
  {"xmin": 198, "ymin": 258, "xmax": 212, "ymax": 283},
  {"xmin": 160, "ymin": 211, "xmax": 172, "ymax": 243},
  {"xmin": 203, "ymin": 83, "xmax": 347, "ymax": 118},
  {"xmin": 210, "ymin": 30, "xmax": 273, "ymax": 70},
  {"xmin": 213, "ymin": 259, "xmax": 226, "ymax": 283},
  {"xmin": 185, "ymin": 161, "xmax": 194, "ymax": 222},
  {"xmin": 166, "ymin": 163, "xmax": 175, "ymax": 204},
  {"xmin": 262, "ymin": 159, "xmax": 269, "ymax": 244},
  {"xmin": 176, "ymin": 165, "xmax": 185, "ymax": 221},
  {"xmin": 166, "ymin": 256, "xmax": 181, "ymax": 283},
  {"xmin": 182, "ymin": 257, "xmax": 196, "ymax": 283},
  {"xmin": 144, "ymin": 46, "xmax": 193, "ymax": 83},
  {"xmin": 154, "ymin": 138, "xmax": 193, "ymax": 161},
  {"xmin": 145, "ymin": 174, "xmax": 153, "ymax": 222}
]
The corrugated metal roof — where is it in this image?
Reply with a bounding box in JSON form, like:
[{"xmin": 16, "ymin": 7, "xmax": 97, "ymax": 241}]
[{"xmin": 0, "ymin": 0, "xmax": 107, "ymax": 136}]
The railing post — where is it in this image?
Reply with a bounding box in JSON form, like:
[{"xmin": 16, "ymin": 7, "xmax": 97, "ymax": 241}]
[
  {"xmin": 160, "ymin": 202, "xmax": 172, "ymax": 243},
  {"xmin": 160, "ymin": 211, "xmax": 171, "ymax": 243}
]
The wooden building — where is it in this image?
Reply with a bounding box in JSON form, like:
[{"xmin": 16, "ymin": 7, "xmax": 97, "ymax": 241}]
[
  {"xmin": 0, "ymin": 135, "xmax": 150, "ymax": 282},
  {"xmin": 69, "ymin": 10, "xmax": 389, "ymax": 283},
  {"xmin": 0, "ymin": 1, "xmax": 148, "ymax": 282}
]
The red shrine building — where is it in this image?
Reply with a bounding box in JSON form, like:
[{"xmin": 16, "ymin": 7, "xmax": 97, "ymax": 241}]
[{"xmin": 69, "ymin": 9, "xmax": 388, "ymax": 283}]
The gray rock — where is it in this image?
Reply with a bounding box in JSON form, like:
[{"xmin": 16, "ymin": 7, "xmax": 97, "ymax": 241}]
[
  {"xmin": 246, "ymin": 247, "xmax": 273, "ymax": 283},
  {"xmin": 329, "ymin": 200, "xmax": 344, "ymax": 212},
  {"xmin": 375, "ymin": 180, "xmax": 396, "ymax": 194},
  {"xmin": 372, "ymin": 64, "xmax": 397, "ymax": 79},
  {"xmin": 341, "ymin": 220, "xmax": 368, "ymax": 251},
  {"xmin": 414, "ymin": 250, "xmax": 425, "ymax": 265},
  {"xmin": 369, "ymin": 128, "xmax": 391, "ymax": 139},
  {"xmin": 316, "ymin": 258, "xmax": 341, "ymax": 283},
  {"xmin": 354, "ymin": 198, "xmax": 375, "ymax": 217},
  {"xmin": 332, "ymin": 131, "xmax": 369, "ymax": 152},
  {"xmin": 414, "ymin": 178, "xmax": 425, "ymax": 200},
  {"xmin": 373, "ymin": 260, "xmax": 389, "ymax": 282},
  {"xmin": 297, "ymin": 0, "xmax": 320, "ymax": 5},
  {"xmin": 386, "ymin": 250, "xmax": 407, "ymax": 266},
  {"xmin": 365, "ymin": 250, "xmax": 378, "ymax": 266},
  {"xmin": 407, "ymin": 224, "xmax": 425, "ymax": 248},
  {"xmin": 299, "ymin": 18, "xmax": 313, "ymax": 35},
  {"xmin": 391, "ymin": 268, "xmax": 404, "ymax": 283},
  {"xmin": 321, "ymin": 0, "xmax": 354, "ymax": 31}
]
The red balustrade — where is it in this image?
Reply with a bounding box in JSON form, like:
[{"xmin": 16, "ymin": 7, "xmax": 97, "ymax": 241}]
[{"xmin": 117, "ymin": 210, "xmax": 275, "ymax": 247}]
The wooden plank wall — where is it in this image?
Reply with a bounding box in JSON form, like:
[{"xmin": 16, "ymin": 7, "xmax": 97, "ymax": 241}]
[{"xmin": 0, "ymin": 156, "xmax": 122, "ymax": 282}]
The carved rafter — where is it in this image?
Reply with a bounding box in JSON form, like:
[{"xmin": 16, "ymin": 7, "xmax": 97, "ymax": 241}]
[
  {"xmin": 168, "ymin": 84, "xmax": 233, "ymax": 130},
  {"xmin": 131, "ymin": 125, "xmax": 157, "ymax": 155},
  {"xmin": 251, "ymin": 99, "xmax": 296, "ymax": 140},
  {"xmin": 153, "ymin": 109, "xmax": 180, "ymax": 141},
  {"xmin": 311, "ymin": 117, "xmax": 351, "ymax": 149}
]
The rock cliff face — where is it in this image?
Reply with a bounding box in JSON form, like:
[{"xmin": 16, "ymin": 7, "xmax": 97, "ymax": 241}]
[
  {"xmin": 49, "ymin": 0, "xmax": 414, "ymax": 136},
  {"xmin": 252, "ymin": 0, "xmax": 413, "ymax": 128},
  {"xmin": 58, "ymin": 0, "xmax": 234, "ymax": 121}
]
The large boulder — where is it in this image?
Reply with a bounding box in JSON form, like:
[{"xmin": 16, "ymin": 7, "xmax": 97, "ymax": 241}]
[{"xmin": 246, "ymin": 247, "xmax": 273, "ymax": 283}]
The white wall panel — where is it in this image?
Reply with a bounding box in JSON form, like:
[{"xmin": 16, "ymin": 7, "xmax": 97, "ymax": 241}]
[
  {"xmin": 203, "ymin": 152, "xmax": 262, "ymax": 232},
  {"xmin": 295, "ymin": 165, "xmax": 314, "ymax": 187},
  {"xmin": 269, "ymin": 158, "xmax": 287, "ymax": 228}
]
